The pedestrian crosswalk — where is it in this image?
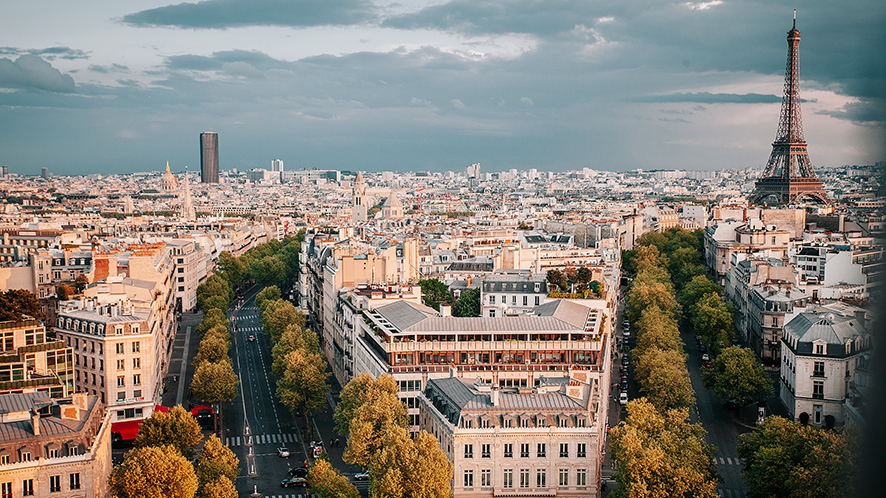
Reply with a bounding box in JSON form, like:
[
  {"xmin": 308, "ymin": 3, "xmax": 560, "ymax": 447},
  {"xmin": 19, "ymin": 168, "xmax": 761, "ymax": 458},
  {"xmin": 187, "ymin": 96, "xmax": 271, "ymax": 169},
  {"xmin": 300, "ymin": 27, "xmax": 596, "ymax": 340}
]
[
  {"xmin": 265, "ymin": 494, "xmax": 319, "ymax": 498},
  {"xmin": 712, "ymin": 455, "xmax": 742, "ymax": 466},
  {"xmin": 226, "ymin": 433, "xmax": 299, "ymax": 446},
  {"xmin": 239, "ymin": 326, "xmax": 262, "ymax": 332},
  {"xmin": 718, "ymin": 488, "xmax": 746, "ymax": 497}
]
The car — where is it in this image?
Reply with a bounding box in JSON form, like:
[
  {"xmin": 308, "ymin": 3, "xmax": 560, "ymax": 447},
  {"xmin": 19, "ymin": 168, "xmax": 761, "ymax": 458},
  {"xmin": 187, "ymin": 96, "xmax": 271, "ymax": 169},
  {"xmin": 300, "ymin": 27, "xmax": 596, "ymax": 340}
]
[
  {"xmin": 623, "ymin": 330, "xmax": 631, "ymax": 338},
  {"xmin": 247, "ymin": 335, "xmax": 256, "ymax": 342},
  {"xmin": 289, "ymin": 467, "xmax": 309, "ymax": 477},
  {"xmin": 281, "ymin": 477, "xmax": 308, "ymax": 488},
  {"xmin": 619, "ymin": 392, "xmax": 628, "ymax": 405},
  {"xmin": 354, "ymin": 471, "xmax": 370, "ymax": 481},
  {"xmin": 277, "ymin": 447, "xmax": 290, "ymax": 458},
  {"xmin": 699, "ymin": 344, "xmax": 707, "ymax": 353},
  {"xmin": 701, "ymin": 353, "xmax": 710, "ymax": 362}
]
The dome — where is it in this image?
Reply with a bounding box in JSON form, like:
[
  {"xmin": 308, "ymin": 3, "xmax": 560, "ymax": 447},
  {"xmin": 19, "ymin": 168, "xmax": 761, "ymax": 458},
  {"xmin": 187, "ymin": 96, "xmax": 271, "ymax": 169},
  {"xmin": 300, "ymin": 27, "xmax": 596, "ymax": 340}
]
[{"xmin": 161, "ymin": 161, "xmax": 178, "ymax": 192}]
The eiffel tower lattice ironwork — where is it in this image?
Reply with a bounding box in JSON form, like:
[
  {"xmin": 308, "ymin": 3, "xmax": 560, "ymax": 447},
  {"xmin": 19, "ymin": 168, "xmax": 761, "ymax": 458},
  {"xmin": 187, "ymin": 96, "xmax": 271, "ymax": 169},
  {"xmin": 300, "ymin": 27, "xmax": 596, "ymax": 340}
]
[{"xmin": 750, "ymin": 12, "xmax": 829, "ymax": 205}]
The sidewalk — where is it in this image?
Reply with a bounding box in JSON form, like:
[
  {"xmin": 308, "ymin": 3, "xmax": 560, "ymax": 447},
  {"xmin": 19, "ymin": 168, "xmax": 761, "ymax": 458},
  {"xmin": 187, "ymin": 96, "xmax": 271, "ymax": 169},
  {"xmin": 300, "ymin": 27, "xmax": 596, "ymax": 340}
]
[
  {"xmin": 160, "ymin": 310, "xmax": 204, "ymax": 409},
  {"xmin": 305, "ymin": 368, "xmax": 363, "ymax": 477}
]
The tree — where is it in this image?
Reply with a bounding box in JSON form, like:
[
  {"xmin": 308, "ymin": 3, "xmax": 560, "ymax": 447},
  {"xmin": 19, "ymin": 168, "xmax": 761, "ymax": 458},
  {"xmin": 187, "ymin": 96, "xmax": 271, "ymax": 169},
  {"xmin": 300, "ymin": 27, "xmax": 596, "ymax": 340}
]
[
  {"xmin": 404, "ymin": 430, "xmax": 454, "ymax": 498},
  {"xmin": 276, "ymin": 348, "xmax": 329, "ymax": 417},
  {"xmin": 609, "ymin": 399, "xmax": 719, "ymax": 498},
  {"xmin": 334, "ymin": 374, "xmax": 404, "ymax": 437},
  {"xmin": 546, "ymin": 269, "xmax": 567, "ymax": 291},
  {"xmin": 634, "ymin": 347, "xmax": 695, "ymax": 412},
  {"xmin": 737, "ymin": 416, "xmax": 857, "ymax": 498},
  {"xmin": 252, "ymin": 255, "xmax": 286, "ymax": 285},
  {"xmin": 634, "ymin": 306, "xmax": 683, "ymax": 357},
  {"xmin": 217, "ymin": 251, "xmax": 247, "ymax": 286},
  {"xmin": 271, "ymin": 324, "xmax": 319, "ymax": 378},
  {"xmin": 452, "ymin": 287, "xmax": 480, "ymax": 317},
  {"xmin": 255, "ymin": 286, "xmax": 281, "ymax": 314},
  {"xmin": 190, "ymin": 361, "xmax": 239, "ymax": 406},
  {"xmin": 692, "ymin": 293, "xmax": 735, "ymax": 353},
  {"xmin": 307, "ymin": 458, "xmax": 360, "ymax": 498},
  {"xmin": 626, "ymin": 280, "xmax": 677, "ymax": 324},
  {"xmin": 678, "ymin": 275, "xmax": 721, "ymax": 318},
  {"xmin": 198, "ymin": 476, "xmax": 237, "ymax": 498},
  {"xmin": 418, "ymin": 278, "xmax": 454, "ymax": 311},
  {"xmin": 74, "ymin": 273, "xmax": 89, "ymax": 292},
  {"xmin": 0, "ymin": 289, "xmax": 41, "ymax": 321},
  {"xmin": 703, "ymin": 346, "xmax": 771, "ymax": 408},
  {"xmin": 195, "ymin": 435, "xmax": 240, "ymax": 490},
  {"xmin": 109, "ymin": 445, "xmax": 199, "ymax": 498},
  {"xmin": 262, "ymin": 299, "xmax": 305, "ymax": 343},
  {"xmin": 134, "ymin": 405, "xmax": 203, "ymax": 459},
  {"xmin": 193, "ymin": 333, "xmax": 232, "ymax": 367},
  {"xmin": 195, "ymin": 309, "xmax": 228, "ymax": 337},
  {"xmin": 575, "ymin": 266, "xmax": 594, "ymax": 290},
  {"xmin": 633, "ymin": 243, "xmax": 668, "ymax": 276},
  {"xmin": 668, "ymin": 246, "xmax": 704, "ymax": 290},
  {"xmin": 56, "ymin": 283, "xmax": 75, "ymax": 300},
  {"xmin": 367, "ymin": 426, "xmax": 452, "ymax": 498},
  {"xmin": 196, "ymin": 273, "xmax": 232, "ymax": 312}
]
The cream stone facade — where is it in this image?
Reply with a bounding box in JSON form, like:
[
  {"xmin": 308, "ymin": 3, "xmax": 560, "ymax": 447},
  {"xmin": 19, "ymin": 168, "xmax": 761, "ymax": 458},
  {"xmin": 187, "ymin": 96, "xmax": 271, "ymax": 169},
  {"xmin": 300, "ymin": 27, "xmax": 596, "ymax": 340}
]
[{"xmin": 0, "ymin": 392, "xmax": 111, "ymax": 498}]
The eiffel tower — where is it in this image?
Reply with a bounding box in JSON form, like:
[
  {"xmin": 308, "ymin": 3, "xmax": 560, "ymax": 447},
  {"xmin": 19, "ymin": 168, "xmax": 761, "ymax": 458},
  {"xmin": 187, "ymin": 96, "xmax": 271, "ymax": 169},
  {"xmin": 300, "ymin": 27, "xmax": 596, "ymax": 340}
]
[{"xmin": 750, "ymin": 12, "xmax": 829, "ymax": 205}]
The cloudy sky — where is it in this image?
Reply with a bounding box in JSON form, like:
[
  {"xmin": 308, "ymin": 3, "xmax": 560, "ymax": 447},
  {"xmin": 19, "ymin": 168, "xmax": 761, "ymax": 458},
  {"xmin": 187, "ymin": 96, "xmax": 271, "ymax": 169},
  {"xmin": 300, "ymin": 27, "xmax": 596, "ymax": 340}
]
[{"xmin": 1, "ymin": 0, "xmax": 884, "ymax": 176}]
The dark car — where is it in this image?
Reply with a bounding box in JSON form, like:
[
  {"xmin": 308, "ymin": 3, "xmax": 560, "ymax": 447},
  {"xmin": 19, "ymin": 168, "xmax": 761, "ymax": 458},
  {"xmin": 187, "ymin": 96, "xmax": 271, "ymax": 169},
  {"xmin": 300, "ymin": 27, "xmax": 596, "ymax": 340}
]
[
  {"xmin": 281, "ymin": 477, "xmax": 308, "ymax": 488},
  {"xmin": 289, "ymin": 467, "xmax": 309, "ymax": 477}
]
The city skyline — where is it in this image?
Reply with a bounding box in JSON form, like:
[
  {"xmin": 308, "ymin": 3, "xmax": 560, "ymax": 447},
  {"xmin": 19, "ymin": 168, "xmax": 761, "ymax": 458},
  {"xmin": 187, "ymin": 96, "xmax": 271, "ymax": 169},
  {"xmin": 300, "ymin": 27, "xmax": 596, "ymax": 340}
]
[{"xmin": 1, "ymin": 0, "xmax": 884, "ymax": 176}]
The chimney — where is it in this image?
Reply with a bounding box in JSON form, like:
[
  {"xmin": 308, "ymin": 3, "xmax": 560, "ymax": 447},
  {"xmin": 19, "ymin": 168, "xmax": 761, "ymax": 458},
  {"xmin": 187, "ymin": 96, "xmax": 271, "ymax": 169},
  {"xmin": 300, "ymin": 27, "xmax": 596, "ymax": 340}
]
[
  {"xmin": 839, "ymin": 214, "xmax": 845, "ymax": 232},
  {"xmin": 490, "ymin": 387, "xmax": 499, "ymax": 406},
  {"xmin": 854, "ymin": 310, "xmax": 866, "ymax": 329},
  {"xmin": 31, "ymin": 410, "xmax": 40, "ymax": 436},
  {"xmin": 440, "ymin": 304, "xmax": 452, "ymax": 317}
]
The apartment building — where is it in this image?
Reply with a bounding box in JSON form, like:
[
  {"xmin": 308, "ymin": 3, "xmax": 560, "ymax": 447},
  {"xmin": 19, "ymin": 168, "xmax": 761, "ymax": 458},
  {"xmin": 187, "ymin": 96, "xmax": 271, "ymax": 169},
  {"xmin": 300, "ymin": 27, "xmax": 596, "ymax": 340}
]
[
  {"xmin": 54, "ymin": 284, "xmax": 168, "ymax": 423},
  {"xmin": 0, "ymin": 319, "xmax": 73, "ymax": 398},
  {"xmin": 353, "ymin": 298, "xmax": 612, "ymax": 433},
  {"xmin": 164, "ymin": 239, "xmax": 208, "ymax": 312},
  {"xmin": 421, "ymin": 376, "xmax": 602, "ymax": 497},
  {"xmin": 704, "ymin": 218, "xmax": 791, "ymax": 285},
  {"xmin": 0, "ymin": 392, "xmax": 111, "ymax": 498},
  {"xmin": 480, "ymin": 273, "xmax": 548, "ymax": 317},
  {"xmin": 724, "ymin": 253, "xmax": 799, "ymax": 344},
  {"xmin": 747, "ymin": 282, "xmax": 811, "ymax": 363},
  {"xmin": 780, "ymin": 306, "xmax": 871, "ymax": 427}
]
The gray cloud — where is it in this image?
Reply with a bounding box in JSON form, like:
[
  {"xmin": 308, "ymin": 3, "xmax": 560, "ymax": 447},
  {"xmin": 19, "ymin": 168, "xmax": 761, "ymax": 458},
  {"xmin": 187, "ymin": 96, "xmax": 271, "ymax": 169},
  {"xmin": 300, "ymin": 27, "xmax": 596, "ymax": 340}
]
[
  {"xmin": 0, "ymin": 55, "xmax": 76, "ymax": 92},
  {"xmin": 122, "ymin": 0, "xmax": 378, "ymax": 29},
  {"xmin": 0, "ymin": 46, "xmax": 89, "ymax": 60},
  {"xmin": 635, "ymin": 92, "xmax": 783, "ymax": 104}
]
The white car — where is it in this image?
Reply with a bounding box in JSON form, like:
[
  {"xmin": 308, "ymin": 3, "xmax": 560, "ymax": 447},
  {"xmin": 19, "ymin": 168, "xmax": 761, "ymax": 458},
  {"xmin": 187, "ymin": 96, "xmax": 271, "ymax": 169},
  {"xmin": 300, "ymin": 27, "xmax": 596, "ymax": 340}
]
[
  {"xmin": 277, "ymin": 447, "xmax": 290, "ymax": 458},
  {"xmin": 619, "ymin": 392, "xmax": 628, "ymax": 405}
]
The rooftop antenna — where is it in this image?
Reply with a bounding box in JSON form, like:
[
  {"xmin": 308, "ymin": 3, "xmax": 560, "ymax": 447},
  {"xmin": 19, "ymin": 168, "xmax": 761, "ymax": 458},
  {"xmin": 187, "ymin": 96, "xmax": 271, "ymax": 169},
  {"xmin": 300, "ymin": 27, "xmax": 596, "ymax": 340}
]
[{"xmin": 793, "ymin": 9, "xmax": 796, "ymax": 29}]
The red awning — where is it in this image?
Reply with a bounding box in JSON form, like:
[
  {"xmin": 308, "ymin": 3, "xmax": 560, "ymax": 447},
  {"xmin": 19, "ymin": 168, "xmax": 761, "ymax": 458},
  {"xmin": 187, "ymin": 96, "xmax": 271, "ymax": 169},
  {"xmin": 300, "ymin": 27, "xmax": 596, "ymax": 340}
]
[
  {"xmin": 155, "ymin": 405, "xmax": 171, "ymax": 413},
  {"xmin": 191, "ymin": 405, "xmax": 212, "ymax": 416},
  {"xmin": 111, "ymin": 419, "xmax": 142, "ymax": 440}
]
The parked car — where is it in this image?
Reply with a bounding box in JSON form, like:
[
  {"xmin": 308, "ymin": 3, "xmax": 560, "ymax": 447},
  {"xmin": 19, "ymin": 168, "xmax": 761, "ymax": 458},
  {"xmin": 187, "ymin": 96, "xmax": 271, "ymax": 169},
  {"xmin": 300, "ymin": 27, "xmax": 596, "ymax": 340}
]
[
  {"xmin": 354, "ymin": 471, "xmax": 370, "ymax": 481},
  {"xmin": 281, "ymin": 477, "xmax": 308, "ymax": 488},
  {"xmin": 619, "ymin": 392, "xmax": 628, "ymax": 405},
  {"xmin": 289, "ymin": 467, "xmax": 309, "ymax": 477},
  {"xmin": 277, "ymin": 447, "xmax": 290, "ymax": 458},
  {"xmin": 701, "ymin": 353, "xmax": 710, "ymax": 362},
  {"xmin": 623, "ymin": 330, "xmax": 631, "ymax": 338}
]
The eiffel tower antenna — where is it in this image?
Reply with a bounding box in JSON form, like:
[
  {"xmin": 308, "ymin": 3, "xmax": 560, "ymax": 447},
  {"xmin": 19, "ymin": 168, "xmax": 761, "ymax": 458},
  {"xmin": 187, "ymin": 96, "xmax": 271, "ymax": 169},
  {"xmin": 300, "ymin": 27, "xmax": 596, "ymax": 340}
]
[{"xmin": 750, "ymin": 12, "xmax": 829, "ymax": 205}]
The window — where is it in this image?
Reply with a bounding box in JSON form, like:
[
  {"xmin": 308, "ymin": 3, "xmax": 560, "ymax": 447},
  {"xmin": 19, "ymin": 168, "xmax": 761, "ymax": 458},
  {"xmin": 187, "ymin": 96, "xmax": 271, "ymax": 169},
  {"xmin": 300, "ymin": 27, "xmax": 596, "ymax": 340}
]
[
  {"xmin": 537, "ymin": 443, "xmax": 546, "ymax": 458},
  {"xmin": 523, "ymin": 296, "xmax": 528, "ymax": 306},
  {"xmin": 559, "ymin": 443, "xmax": 569, "ymax": 458},
  {"xmin": 813, "ymin": 381, "xmax": 824, "ymax": 399},
  {"xmin": 132, "ymin": 341, "xmax": 140, "ymax": 353},
  {"xmin": 815, "ymin": 344, "xmax": 825, "ymax": 355},
  {"xmin": 577, "ymin": 443, "xmax": 586, "ymax": 458},
  {"xmin": 117, "ymin": 391, "xmax": 126, "ymax": 401},
  {"xmin": 481, "ymin": 469, "xmax": 491, "ymax": 487},
  {"xmin": 48, "ymin": 448, "xmax": 59, "ymax": 458},
  {"xmin": 504, "ymin": 444, "xmax": 513, "ymax": 458},
  {"xmin": 463, "ymin": 418, "xmax": 472, "ymax": 428},
  {"xmin": 133, "ymin": 358, "xmax": 141, "ymax": 369},
  {"xmin": 489, "ymin": 309, "xmax": 496, "ymax": 318},
  {"xmin": 577, "ymin": 417, "xmax": 586, "ymax": 428},
  {"xmin": 482, "ymin": 443, "xmax": 491, "ymax": 458},
  {"xmin": 91, "ymin": 374, "xmax": 96, "ymax": 385},
  {"xmin": 0, "ymin": 456, "xmax": 6, "ymax": 465},
  {"xmin": 537, "ymin": 469, "xmax": 546, "ymax": 488},
  {"xmin": 100, "ymin": 376, "xmax": 105, "ymax": 387},
  {"xmin": 133, "ymin": 390, "xmax": 141, "ymax": 398},
  {"xmin": 503, "ymin": 418, "xmax": 512, "ymax": 428},
  {"xmin": 117, "ymin": 359, "xmax": 125, "ymax": 370},
  {"xmin": 490, "ymin": 295, "xmax": 496, "ymax": 305},
  {"xmin": 464, "ymin": 444, "xmax": 473, "ymax": 459},
  {"xmin": 117, "ymin": 376, "xmax": 125, "ymax": 387},
  {"xmin": 535, "ymin": 296, "xmax": 540, "ymax": 305},
  {"xmin": 813, "ymin": 361, "xmax": 825, "ymax": 377},
  {"xmin": 463, "ymin": 470, "xmax": 473, "ymax": 488},
  {"xmin": 133, "ymin": 374, "xmax": 141, "ymax": 386},
  {"xmin": 50, "ymin": 475, "xmax": 61, "ymax": 493},
  {"xmin": 115, "ymin": 343, "xmax": 124, "ymax": 354},
  {"xmin": 512, "ymin": 295, "xmax": 517, "ymax": 305},
  {"xmin": 481, "ymin": 418, "xmax": 490, "ymax": 428},
  {"xmin": 69, "ymin": 473, "xmax": 81, "ymax": 490},
  {"xmin": 576, "ymin": 469, "xmax": 587, "ymax": 486},
  {"xmin": 559, "ymin": 417, "xmax": 568, "ymax": 427},
  {"xmin": 21, "ymin": 478, "xmax": 33, "ymax": 496},
  {"xmin": 1, "ymin": 483, "xmax": 11, "ymax": 498},
  {"xmin": 520, "ymin": 469, "xmax": 530, "ymax": 488},
  {"xmin": 521, "ymin": 443, "xmax": 530, "ymax": 458},
  {"xmin": 559, "ymin": 468, "xmax": 569, "ymax": 486},
  {"xmin": 91, "ymin": 358, "xmax": 95, "ymax": 369},
  {"xmin": 521, "ymin": 417, "xmax": 530, "ymax": 428},
  {"xmin": 503, "ymin": 470, "xmax": 513, "ymax": 488}
]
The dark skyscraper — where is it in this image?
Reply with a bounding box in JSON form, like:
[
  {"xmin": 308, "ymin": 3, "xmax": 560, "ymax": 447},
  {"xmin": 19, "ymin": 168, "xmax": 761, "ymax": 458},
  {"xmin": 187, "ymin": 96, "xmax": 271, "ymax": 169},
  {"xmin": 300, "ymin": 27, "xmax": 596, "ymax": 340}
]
[{"xmin": 200, "ymin": 132, "xmax": 219, "ymax": 183}]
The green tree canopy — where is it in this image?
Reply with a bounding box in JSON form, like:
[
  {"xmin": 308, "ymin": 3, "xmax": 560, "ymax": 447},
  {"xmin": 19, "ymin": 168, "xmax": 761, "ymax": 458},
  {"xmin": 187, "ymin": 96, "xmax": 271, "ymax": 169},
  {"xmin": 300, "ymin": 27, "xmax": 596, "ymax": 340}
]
[
  {"xmin": 307, "ymin": 458, "xmax": 360, "ymax": 498},
  {"xmin": 134, "ymin": 405, "xmax": 204, "ymax": 459},
  {"xmin": 197, "ymin": 274, "xmax": 232, "ymax": 312},
  {"xmin": 703, "ymin": 346, "xmax": 771, "ymax": 407},
  {"xmin": 634, "ymin": 306, "xmax": 683, "ymax": 357},
  {"xmin": 195, "ymin": 309, "xmax": 229, "ymax": 337},
  {"xmin": 252, "ymin": 255, "xmax": 286, "ymax": 285},
  {"xmin": 692, "ymin": 293, "xmax": 735, "ymax": 353},
  {"xmin": 452, "ymin": 287, "xmax": 481, "ymax": 317},
  {"xmin": 276, "ymin": 347, "xmax": 329, "ymax": 415},
  {"xmin": 418, "ymin": 278, "xmax": 454, "ymax": 311},
  {"xmin": 634, "ymin": 347, "xmax": 695, "ymax": 412},
  {"xmin": 109, "ymin": 445, "xmax": 199, "ymax": 498},
  {"xmin": 738, "ymin": 416, "xmax": 858, "ymax": 498},
  {"xmin": 609, "ymin": 398, "xmax": 719, "ymax": 498},
  {"xmin": 195, "ymin": 434, "xmax": 240, "ymax": 490},
  {"xmin": 193, "ymin": 333, "xmax": 232, "ymax": 367},
  {"xmin": 678, "ymin": 275, "xmax": 721, "ymax": 318},
  {"xmin": 334, "ymin": 374, "xmax": 404, "ymax": 437},
  {"xmin": 217, "ymin": 251, "xmax": 248, "ymax": 286},
  {"xmin": 255, "ymin": 286, "xmax": 281, "ymax": 314},
  {"xmin": 546, "ymin": 269, "xmax": 568, "ymax": 291},
  {"xmin": 261, "ymin": 299, "xmax": 305, "ymax": 343},
  {"xmin": 626, "ymin": 279, "xmax": 678, "ymax": 323},
  {"xmin": 190, "ymin": 360, "xmax": 239, "ymax": 404}
]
